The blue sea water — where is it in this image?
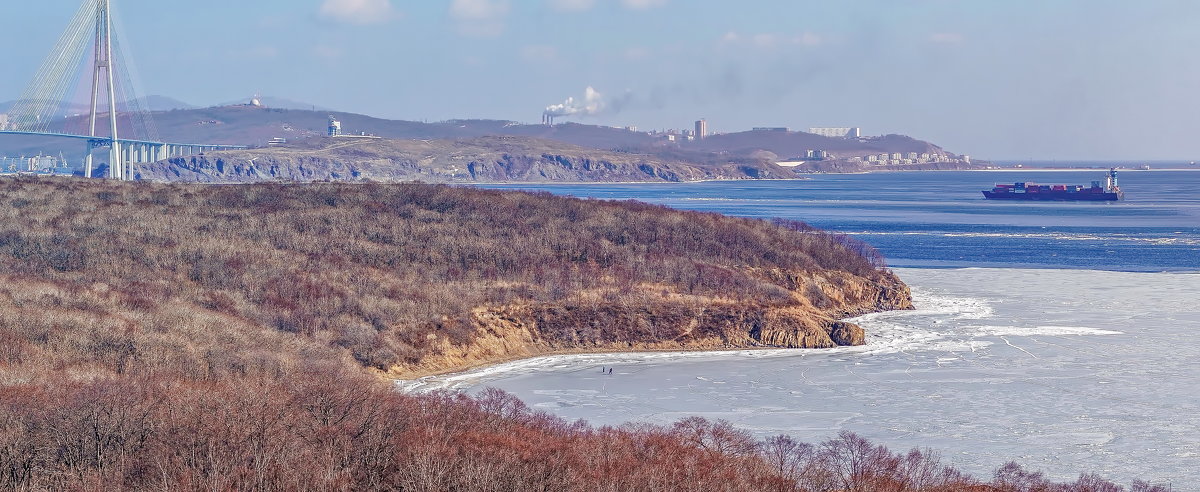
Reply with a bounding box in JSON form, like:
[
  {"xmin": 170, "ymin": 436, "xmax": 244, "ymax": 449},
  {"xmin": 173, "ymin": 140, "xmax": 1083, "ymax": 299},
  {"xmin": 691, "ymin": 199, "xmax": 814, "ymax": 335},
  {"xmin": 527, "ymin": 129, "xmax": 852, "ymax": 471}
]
[
  {"xmin": 409, "ymin": 170, "xmax": 1200, "ymax": 485},
  {"xmin": 488, "ymin": 170, "xmax": 1200, "ymax": 272}
]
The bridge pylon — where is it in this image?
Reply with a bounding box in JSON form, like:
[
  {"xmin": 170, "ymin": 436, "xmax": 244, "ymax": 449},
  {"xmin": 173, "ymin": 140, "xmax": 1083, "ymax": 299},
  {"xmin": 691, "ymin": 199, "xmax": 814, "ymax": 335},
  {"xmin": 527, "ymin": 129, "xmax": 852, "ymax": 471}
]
[
  {"xmin": 84, "ymin": 0, "xmax": 123, "ymax": 180},
  {"xmin": 2, "ymin": 0, "xmax": 248, "ymax": 178}
]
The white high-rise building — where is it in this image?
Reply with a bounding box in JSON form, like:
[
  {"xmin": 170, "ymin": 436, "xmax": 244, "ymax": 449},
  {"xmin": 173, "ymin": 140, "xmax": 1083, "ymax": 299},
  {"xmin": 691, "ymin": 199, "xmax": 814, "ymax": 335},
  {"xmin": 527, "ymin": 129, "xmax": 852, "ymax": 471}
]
[{"xmin": 808, "ymin": 127, "xmax": 862, "ymax": 138}]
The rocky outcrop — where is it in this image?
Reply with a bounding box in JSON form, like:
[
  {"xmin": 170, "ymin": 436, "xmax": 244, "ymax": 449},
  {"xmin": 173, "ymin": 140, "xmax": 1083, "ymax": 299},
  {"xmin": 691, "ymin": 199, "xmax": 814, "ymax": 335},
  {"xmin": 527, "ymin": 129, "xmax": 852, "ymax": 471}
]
[
  {"xmin": 828, "ymin": 321, "xmax": 865, "ymax": 346},
  {"xmin": 389, "ymin": 269, "xmax": 912, "ymax": 378},
  {"xmin": 136, "ymin": 136, "xmax": 794, "ymax": 184}
]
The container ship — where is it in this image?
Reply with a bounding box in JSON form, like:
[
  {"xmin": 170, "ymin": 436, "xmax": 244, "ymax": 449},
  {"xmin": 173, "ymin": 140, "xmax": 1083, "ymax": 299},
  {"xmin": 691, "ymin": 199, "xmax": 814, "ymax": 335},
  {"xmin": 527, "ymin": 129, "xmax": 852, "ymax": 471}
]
[{"xmin": 983, "ymin": 168, "xmax": 1123, "ymax": 201}]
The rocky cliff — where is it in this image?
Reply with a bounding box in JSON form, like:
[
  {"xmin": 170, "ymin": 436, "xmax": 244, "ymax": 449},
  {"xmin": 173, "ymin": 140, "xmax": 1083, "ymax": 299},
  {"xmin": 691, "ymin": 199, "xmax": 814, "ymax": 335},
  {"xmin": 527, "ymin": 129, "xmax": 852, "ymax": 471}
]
[
  {"xmin": 136, "ymin": 136, "xmax": 794, "ymax": 183},
  {"xmin": 391, "ymin": 269, "xmax": 911, "ymax": 378}
]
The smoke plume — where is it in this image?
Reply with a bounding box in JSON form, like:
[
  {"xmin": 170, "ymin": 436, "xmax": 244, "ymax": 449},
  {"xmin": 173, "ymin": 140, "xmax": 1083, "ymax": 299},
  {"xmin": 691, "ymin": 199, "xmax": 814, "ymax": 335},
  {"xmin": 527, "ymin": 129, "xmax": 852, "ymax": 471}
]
[{"xmin": 543, "ymin": 86, "xmax": 604, "ymax": 122}]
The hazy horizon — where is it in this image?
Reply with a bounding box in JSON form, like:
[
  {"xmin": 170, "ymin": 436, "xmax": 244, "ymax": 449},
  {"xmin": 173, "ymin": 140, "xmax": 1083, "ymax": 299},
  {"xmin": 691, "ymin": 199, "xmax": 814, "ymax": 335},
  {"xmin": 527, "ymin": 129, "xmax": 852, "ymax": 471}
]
[{"xmin": 1, "ymin": 0, "xmax": 1197, "ymax": 161}]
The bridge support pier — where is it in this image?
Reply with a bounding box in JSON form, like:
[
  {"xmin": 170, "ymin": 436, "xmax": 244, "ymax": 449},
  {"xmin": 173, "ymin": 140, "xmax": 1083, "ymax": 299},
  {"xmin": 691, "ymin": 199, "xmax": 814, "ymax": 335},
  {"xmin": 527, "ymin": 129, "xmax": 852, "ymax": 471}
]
[
  {"xmin": 85, "ymin": 142, "xmax": 93, "ymax": 179},
  {"xmin": 109, "ymin": 143, "xmax": 120, "ymax": 180},
  {"xmin": 1, "ymin": 130, "xmax": 245, "ymax": 178}
]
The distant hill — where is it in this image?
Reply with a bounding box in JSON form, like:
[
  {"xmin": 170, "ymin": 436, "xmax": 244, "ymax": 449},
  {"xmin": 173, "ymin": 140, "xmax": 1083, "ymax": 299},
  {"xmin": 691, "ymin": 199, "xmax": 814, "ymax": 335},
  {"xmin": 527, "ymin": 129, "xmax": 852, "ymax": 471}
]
[
  {"xmin": 0, "ymin": 99, "xmax": 91, "ymax": 118},
  {"xmin": 2, "ymin": 105, "xmax": 661, "ymax": 153},
  {"xmin": 134, "ymin": 95, "xmax": 197, "ymax": 111},
  {"xmin": 695, "ymin": 130, "xmax": 941, "ymax": 159},
  {"xmin": 2, "ymin": 104, "xmax": 985, "ymax": 175},
  {"xmin": 0, "ymin": 95, "xmax": 194, "ymax": 116},
  {"xmin": 215, "ymin": 96, "xmax": 329, "ymax": 111}
]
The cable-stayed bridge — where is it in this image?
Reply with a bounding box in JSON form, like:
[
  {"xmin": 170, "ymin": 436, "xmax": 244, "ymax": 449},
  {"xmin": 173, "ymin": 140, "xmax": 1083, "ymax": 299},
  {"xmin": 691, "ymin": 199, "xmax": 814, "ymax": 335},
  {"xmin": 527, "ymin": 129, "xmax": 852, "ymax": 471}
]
[{"xmin": 0, "ymin": 0, "xmax": 245, "ymax": 180}]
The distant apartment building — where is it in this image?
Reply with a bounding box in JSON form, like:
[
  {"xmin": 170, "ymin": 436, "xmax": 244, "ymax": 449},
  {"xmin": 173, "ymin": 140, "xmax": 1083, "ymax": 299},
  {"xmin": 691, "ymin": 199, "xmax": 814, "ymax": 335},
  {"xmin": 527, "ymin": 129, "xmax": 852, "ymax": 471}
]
[
  {"xmin": 752, "ymin": 127, "xmax": 790, "ymax": 132},
  {"xmin": 0, "ymin": 114, "xmax": 9, "ymax": 131},
  {"xmin": 854, "ymin": 151, "xmax": 960, "ymax": 166},
  {"xmin": 327, "ymin": 116, "xmax": 380, "ymax": 140},
  {"xmin": 808, "ymin": 127, "xmax": 861, "ymax": 138},
  {"xmin": 695, "ymin": 119, "xmax": 708, "ymax": 139},
  {"xmin": 2, "ymin": 154, "xmax": 65, "ymax": 173}
]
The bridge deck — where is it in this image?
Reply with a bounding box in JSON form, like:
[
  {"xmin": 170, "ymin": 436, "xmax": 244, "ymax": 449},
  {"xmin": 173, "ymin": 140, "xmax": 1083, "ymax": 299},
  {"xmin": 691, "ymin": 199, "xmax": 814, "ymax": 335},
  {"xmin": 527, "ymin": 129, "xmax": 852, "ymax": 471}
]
[{"xmin": 0, "ymin": 130, "xmax": 247, "ymax": 150}]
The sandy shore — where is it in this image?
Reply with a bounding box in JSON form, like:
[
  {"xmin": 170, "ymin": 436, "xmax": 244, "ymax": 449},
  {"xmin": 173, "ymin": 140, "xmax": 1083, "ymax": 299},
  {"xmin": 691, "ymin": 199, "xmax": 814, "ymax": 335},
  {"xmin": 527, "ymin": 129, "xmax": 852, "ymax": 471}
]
[{"xmin": 392, "ymin": 345, "xmax": 814, "ymax": 393}]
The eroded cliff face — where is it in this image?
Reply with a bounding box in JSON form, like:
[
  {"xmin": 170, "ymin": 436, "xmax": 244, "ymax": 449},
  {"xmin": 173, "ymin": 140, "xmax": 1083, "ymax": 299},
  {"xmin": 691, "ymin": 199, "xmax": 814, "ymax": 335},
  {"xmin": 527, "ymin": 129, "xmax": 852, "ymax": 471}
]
[
  {"xmin": 389, "ymin": 269, "xmax": 912, "ymax": 378},
  {"xmin": 136, "ymin": 136, "xmax": 793, "ymax": 184}
]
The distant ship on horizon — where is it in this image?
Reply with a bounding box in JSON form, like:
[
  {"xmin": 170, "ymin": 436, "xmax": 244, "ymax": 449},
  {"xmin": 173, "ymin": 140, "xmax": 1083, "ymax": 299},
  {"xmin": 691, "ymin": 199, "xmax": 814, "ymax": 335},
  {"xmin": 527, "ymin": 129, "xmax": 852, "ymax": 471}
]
[{"xmin": 983, "ymin": 169, "xmax": 1123, "ymax": 201}]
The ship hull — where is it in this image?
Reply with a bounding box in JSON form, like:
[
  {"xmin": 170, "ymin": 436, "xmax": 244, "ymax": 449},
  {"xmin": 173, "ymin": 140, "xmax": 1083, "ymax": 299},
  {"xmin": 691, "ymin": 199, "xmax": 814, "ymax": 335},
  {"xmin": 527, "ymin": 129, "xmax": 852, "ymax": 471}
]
[{"xmin": 982, "ymin": 191, "xmax": 1121, "ymax": 201}]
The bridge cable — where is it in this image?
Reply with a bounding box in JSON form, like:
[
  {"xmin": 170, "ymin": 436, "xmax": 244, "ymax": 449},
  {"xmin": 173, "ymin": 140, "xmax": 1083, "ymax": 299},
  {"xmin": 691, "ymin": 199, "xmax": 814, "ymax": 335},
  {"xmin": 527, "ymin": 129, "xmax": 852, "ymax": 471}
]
[
  {"xmin": 109, "ymin": 8, "xmax": 160, "ymax": 142},
  {"xmin": 9, "ymin": 1, "xmax": 97, "ymax": 133}
]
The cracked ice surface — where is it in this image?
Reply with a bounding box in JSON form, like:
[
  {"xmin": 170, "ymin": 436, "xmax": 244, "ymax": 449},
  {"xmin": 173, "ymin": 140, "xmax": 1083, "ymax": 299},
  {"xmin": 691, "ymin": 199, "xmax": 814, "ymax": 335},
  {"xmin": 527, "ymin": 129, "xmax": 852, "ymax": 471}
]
[{"xmin": 400, "ymin": 268, "xmax": 1200, "ymax": 485}]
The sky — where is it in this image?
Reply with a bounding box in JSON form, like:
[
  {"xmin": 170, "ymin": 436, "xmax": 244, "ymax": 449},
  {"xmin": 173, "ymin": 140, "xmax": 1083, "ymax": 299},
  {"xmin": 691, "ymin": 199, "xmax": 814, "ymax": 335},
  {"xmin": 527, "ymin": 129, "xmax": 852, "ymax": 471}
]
[{"xmin": 1, "ymin": 0, "xmax": 1199, "ymax": 161}]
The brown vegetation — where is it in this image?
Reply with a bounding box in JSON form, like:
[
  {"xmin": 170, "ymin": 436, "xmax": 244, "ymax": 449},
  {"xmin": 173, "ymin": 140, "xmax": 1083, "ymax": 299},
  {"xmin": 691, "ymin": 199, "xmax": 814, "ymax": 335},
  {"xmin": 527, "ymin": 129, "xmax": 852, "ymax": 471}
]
[
  {"xmin": 0, "ymin": 365, "xmax": 1157, "ymax": 491},
  {"xmin": 0, "ymin": 176, "xmax": 907, "ymax": 379},
  {"xmin": 0, "ymin": 177, "xmax": 1149, "ymax": 490}
]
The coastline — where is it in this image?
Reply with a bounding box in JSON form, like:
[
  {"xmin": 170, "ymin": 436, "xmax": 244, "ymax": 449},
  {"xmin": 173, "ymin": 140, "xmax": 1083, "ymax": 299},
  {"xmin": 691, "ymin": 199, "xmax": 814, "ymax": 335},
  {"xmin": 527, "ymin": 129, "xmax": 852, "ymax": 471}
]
[
  {"xmin": 391, "ymin": 312, "xmax": 903, "ymax": 392},
  {"xmin": 394, "ymin": 267, "xmax": 1200, "ymax": 484},
  {"xmin": 482, "ymin": 168, "xmax": 1200, "ymax": 186},
  {"xmin": 91, "ymin": 165, "xmax": 1200, "ymax": 186},
  {"xmin": 393, "ymin": 344, "xmax": 831, "ymax": 393},
  {"xmin": 476, "ymin": 176, "xmax": 814, "ymax": 186},
  {"xmin": 394, "ymin": 265, "xmax": 1198, "ymax": 489},
  {"xmin": 391, "ymin": 266, "xmax": 1200, "ymax": 393}
]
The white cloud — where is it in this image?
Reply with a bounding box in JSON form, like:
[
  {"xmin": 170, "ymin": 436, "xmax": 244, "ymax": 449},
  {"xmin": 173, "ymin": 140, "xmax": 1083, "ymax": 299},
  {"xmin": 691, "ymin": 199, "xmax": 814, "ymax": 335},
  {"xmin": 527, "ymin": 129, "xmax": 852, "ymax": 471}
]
[
  {"xmin": 722, "ymin": 31, "xmax": 824, "ymax": 49},
  {"xmin": 547, "ymin": 0, "xmax": 597, "ymax": 11},
  {"xmin": 451, "ymin": 0, "xmax": 511, "ymax": 19},
  {"xmin": 451, "ymin": 0, "xmax": 511, "ymax": 36},
  {"xmin": 319, "ymin": 0, "xmax": 398, "ymax": 25},
  {"xmin": 544, "ymin": 0, "xmax": 667, "ymax": 13},
  {"xmin": 620, "ymin": 0, "xmax": 669, "ymax": 9}
]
